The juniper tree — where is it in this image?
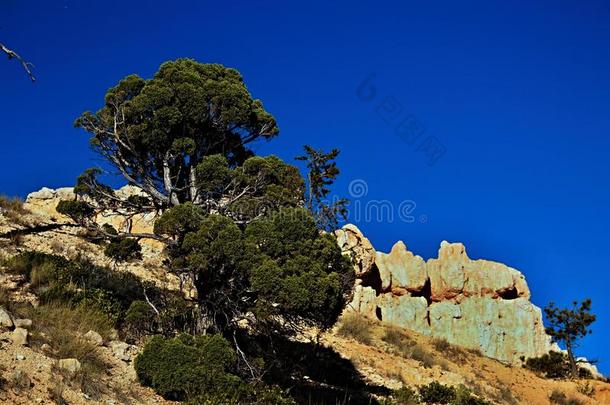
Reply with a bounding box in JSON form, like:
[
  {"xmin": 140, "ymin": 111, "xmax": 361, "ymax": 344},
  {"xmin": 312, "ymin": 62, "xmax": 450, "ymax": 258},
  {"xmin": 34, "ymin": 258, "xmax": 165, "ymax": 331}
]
[
  {"xmin": 544, "ymin": 299, "xmax": 596, "ymax": 378},
  {"xmin": 75, "ymin": 59, "xmax": 279, "ymax": 209},
  {"xmin": 155, "ymin": 205, "xmax": 352, "ymax": 335},
  {"xmin": 70, "ymin": 59, "xmax": 353, "ymax": 350}
]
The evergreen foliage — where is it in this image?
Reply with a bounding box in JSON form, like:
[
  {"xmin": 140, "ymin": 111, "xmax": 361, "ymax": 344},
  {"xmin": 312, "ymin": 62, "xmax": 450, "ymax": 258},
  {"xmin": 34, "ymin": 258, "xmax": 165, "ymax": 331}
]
[{"xmin": 544, "ymin": 299, "xmax": 596, "ymax": 378}]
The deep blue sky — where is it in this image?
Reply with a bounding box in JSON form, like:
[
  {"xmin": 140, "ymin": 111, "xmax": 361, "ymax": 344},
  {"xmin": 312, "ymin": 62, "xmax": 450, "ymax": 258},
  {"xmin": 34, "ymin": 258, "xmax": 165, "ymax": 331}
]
[{"xmin": 2, "ymin": 1, "xmax": 609, "ymax": 372}]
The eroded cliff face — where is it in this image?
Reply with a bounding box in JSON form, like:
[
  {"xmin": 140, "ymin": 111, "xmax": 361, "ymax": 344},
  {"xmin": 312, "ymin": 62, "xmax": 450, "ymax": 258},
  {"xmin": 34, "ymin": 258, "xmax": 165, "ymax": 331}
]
[{"xmin": 335, "ymin": 224, "xmax": 553, "ymax": 365}]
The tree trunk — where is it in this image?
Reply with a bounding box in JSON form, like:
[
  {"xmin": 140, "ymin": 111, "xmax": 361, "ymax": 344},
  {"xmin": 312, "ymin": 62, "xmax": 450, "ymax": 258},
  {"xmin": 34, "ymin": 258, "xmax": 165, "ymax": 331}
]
[
  {"xmin": 162, "ymin": 154, "xmax": 180, "ymax": 206},
  {"xmin": 189, "ymin": 166, "xmax": 200, "ymax": 203},
  {"xmin": 566, "ymin": 338, "xmax": 579, "ymax": 378},
  {"xmin": 195, "ymin": 305, "xmax": 216, "ymax": 335}
]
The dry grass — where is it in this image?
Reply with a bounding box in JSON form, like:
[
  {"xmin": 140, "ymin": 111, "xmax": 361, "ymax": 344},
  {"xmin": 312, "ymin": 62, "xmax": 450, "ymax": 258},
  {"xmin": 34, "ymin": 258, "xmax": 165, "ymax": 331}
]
[
  {"xmin": 576, "ymin": 381, "xmax": 595, "ymax": 397},
  {"xmin": 467, "ymin": 347, "xmax": 483, "ymax": 357},
  {"xmin": 431, "ymin": 338, "xmax": 467, "ymax": 363},
  {"xmin": 9, "ymin": 232, "xmax": 24, "ymax": 247},
  {"xmin": 381, "ymin": 327, "xmax": 415, "ymax": 355},
  {"xmin": 549, "ymin": 389, "xmax": 584, "ymax": 405},
  {"xmin": 8, "ymin": 370, "xmax": 31, "ymax": 394},
  {"xmin": 337, "ymin": 313, "xmax": 373, "ymax": 345},
  {"xmin": 22, "ymin": 303, "xmax": 114, "ymax": 398},
  {"xmin": 49, "ymin": 239, "xmax": 65, "ymax": 254},
  {"xmin": 410, "ymin": 344, "xmax": 437, "ymax": 368},
  {"xmin": 497, "ymin": 386, "xmax": 519, "ymax": 405},
  {"xmin": 0, "ymin": 286, "xmax": 11, "ymax": 309},
  {"xmin": 0, "ymin": 195, "xmax": 30, "ymax": 225},
  {"xmin": 48, "ymin": 376, "xmax": 68, "ymax": 405}
]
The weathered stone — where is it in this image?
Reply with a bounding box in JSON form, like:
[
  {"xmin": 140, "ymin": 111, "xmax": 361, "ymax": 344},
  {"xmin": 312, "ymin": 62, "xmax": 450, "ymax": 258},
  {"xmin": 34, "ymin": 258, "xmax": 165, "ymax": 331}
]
[
  {"xmin": 375, "ymin": 241, "xmax": 427, "ymax": 293},
  {"xmin": 346, "ymin": 285, "xmax": 378, "ymax": 317},
  {"xmin": 377, "ymin": 294, "xmax": 430, "ymax": 336},
  {"xmin": 26, "ymin": 187, "xmax": 56, "ymax": 201},
  {"xmin": 110, "ymin": 341, "xmax": 131, "ymax": 361},
  {"xmin": 428, "ymin": 241, "xmax": 467, "ymax": 301},
  {"xmin": 84, "ymin": 330, "xmax": 103, "ymax": 346},
  {"xmin": 12, "ymin": 327, "xmax": 28, "ymax": 345},
  {"xmin": 0, "ymin": 307, "xmax": 13, "ymax": 328},
  {"xmin": 58, "ymin": 358, "xmax": 81, "ymax": 373},
  {"xmin": 429, "ymin": 297, "xmax": 550, "ymax": 363},
  {"xmin": 335, "ymin": 224, "xmax": 376, "ymax": 277},
  {"xmin": 339, "ymin": 225, "xmax": 553, "ymax": 365},
  {"xmin": 15, "ymin": 354, "xmax": 26, "ymax": 361},
  {"xmin": 13, "ymin": 319, "xmax": 32, "ymax": 329}
]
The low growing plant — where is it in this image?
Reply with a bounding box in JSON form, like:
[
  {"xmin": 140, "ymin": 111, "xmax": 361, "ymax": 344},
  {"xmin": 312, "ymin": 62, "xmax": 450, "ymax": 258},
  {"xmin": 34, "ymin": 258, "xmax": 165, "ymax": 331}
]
[{"xmin": 337, "ymin": 313, "xmax": 373, "ymax": 345}]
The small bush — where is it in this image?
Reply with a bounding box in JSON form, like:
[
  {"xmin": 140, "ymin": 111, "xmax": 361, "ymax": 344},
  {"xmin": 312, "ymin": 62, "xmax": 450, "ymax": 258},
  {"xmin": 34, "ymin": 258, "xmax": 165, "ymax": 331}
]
[
  {"xmin": 525, "ymin": 351, "xmax": 572, "ymax": 379},
  {"xmin": 418, "ymin": 382, "xmax": 455, "ymax": 404},
  {"xmin": 104, "ymin": 238, "xmax": 142, "ymax": 262},
  {"xmin": 467, "ymin": 347, "xmax": 483, "ymax": 357},
  {"xmin": 549, "ymin": 389, "xmax": 585, "ymax": 405},
  {"xmin": 124, "ymin": 300, "xmax": 155, "ymax": 339},
  {"xmin": 135, "ymin": 334, "xmax": 243, "ymax": 401},
  {"xmin": 497, "ymin": 386, "xmax": 519, "ymax": 405},
  {"xmin": 453, "ymin": 384, "xmax": 491, "ymax": 405},
  {"xmin": 393, "ymin": 385, "xmax": 420, "ymax": 404},
  {"xmin": 101, "ymin": 223, "xmax": 118, "ymax": 236},
  {"xmin": 337, "ymin": 314, "xmax": 372, "ymax": 345},
  {"xmin": 23, "ymin": 302, "xmax": 113, "ymax": 397},
  {"xmin": 410, "ymin": 345, "xmax": 436, "ymax": 369},
  {"xmin": 56, "ymin": 200, "xmax": 95, "ymax": 224},
  {"xmin": 431, "ymin": 338, "xmax": 466, "ymax": 363},
  {"xmin": 0, "ymin": 195, "xmax": 30, "ymax": 225},
  {"xmin": 0, "ymin": 286, "xmax": 11, "ymax": 309},
  {"xmin": 48, "ymin": 376, "xmax": 68, "ymax": 405},
  {"xmin": 10, "ymin": 232, "xmax": 24, "ymax": 246},
  {"xmin": 576, "ymin": 380, "xmax": 595, "ymax": 397},
  {"xmin": 382, "ymin": 327, "xmax": 414, "ymax": 355}
]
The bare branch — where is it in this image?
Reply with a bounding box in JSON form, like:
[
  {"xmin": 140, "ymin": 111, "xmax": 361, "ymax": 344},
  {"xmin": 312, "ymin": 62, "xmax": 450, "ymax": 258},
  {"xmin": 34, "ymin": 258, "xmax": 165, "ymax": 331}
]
[{"xmin": 1, "ymin": 42, "xmax": 35, "ymax": 81}]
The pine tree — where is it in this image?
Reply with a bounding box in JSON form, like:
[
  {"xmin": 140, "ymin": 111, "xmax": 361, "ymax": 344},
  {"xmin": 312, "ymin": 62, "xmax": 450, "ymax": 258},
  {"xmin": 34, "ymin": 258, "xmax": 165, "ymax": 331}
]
[
  {"xmin": 544, "ymin": 299, "xmax": 596, "ymax": 378},
  {"xmin": 296, "ymin": 145, "xmax": 348, "ymax": 231}
]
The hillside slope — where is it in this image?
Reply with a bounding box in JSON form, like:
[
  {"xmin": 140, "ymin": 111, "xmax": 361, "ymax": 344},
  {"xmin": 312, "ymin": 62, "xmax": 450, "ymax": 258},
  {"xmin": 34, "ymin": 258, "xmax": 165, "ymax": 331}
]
[{"xmin": 0, "ymin": 190, "xmax": 608, "ymax": 404}]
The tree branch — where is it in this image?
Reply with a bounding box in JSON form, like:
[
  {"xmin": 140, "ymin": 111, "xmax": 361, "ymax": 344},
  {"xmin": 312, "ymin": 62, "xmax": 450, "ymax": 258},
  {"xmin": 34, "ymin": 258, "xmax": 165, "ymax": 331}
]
[{"xmin": 1, "ymin": 42, "xmax": 35, "ymax": 81}]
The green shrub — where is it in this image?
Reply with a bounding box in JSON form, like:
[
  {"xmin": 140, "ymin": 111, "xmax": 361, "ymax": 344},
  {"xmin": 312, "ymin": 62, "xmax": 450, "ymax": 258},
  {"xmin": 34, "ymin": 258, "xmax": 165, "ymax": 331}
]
[
  {"xmin": 124, "ymin": 300, "xmax": 155, "ymax": 338},
  {"xmin": 185, "ymin": 384, "xmax": 295, "ymax": 405},
  {"xmin": 104, "ymin": 237, "xmax": 142, "ymax": 262},
  {"xmin": 524, "ymin": 351, "xmax": 595, "ymax": 379},
  {"xmin": 56, "ymin": 200, "xmax": 95, "ymax": 224},
  {"xmin": 135, "ymin": 334, "xmax": 243, "ymax": 401},
  {"xmin": 101, "ymin": 223, "xmax": 119, "ymax": 236},
  {"xmin": 337, "ymin": 314, "xmax": 372, "ymax": 345},
  {"xmin": 418, "ymin": 382, "xmax": 456, "ymax": 404},
  {"xmin": 453, "ymin": 384, "xmax": 491, "ymax": 405},
  {"xmin": 393, "ymin": 385, "xmax": 420, "ymax": 404},
  {"xmin": 4, "ymin": 251, "xmax": 192, "ymax": 334}
]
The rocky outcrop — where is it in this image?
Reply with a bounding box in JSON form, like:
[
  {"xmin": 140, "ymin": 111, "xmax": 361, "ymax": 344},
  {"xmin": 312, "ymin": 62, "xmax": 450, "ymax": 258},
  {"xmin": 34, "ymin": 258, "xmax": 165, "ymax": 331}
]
[
  {"xmin": 337, "ymin": 225, "xmax": 552, "ymax": 365},
  {"xmin": 24, "ymin": 185, "xmax": 159, "ymax": 247},
  {"xmin": 335, "ymin": 224, "xmax": 376, "ymax": 278}
]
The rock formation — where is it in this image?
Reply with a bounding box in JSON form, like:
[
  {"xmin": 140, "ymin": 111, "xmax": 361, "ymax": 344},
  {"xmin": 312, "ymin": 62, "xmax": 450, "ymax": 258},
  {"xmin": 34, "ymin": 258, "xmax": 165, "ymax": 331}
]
[
  {"xmin": 25, "ymin": 186, "xmax": 159, "ymax": 247},
  {"xmin": 336, "ymin": 224, "xmax": 553, "ymax": 365}
]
